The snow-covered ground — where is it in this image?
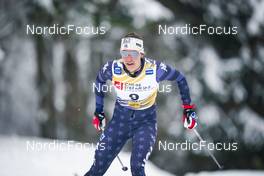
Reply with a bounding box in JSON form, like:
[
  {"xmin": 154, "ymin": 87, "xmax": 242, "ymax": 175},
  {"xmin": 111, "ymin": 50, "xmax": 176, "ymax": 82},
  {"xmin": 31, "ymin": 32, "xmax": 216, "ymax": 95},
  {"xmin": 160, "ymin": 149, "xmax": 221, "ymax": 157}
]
[
  {"xmin": 186, "ymin": 170, "xmax": 264, "ymax": 176},
  {"xmin": 0, "ymin": 135, "xmax": 174, "ymax": 176},
  {"xmin": 0, "ymin": 135, "xmax": 263, "ymax": 176}
]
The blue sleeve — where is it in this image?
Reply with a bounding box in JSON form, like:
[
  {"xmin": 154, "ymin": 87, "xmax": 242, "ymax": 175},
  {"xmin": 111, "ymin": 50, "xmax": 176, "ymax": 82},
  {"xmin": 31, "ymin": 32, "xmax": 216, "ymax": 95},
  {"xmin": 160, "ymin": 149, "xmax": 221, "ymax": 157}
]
[
  {"xmin": 156, "ymin": 61, "xmax": 191, "ymax": 105},
  {"xmin": 94, "ymin": 61, "xmax": 113, "ymax": 113}
]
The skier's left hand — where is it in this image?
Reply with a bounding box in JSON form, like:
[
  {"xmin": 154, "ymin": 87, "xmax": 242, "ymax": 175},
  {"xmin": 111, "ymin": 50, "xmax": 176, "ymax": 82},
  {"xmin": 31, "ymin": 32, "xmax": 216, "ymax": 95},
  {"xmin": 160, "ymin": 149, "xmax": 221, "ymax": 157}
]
[{"xmin": 182, "ymin": 104, "xmax": 198, "ymax": 129}]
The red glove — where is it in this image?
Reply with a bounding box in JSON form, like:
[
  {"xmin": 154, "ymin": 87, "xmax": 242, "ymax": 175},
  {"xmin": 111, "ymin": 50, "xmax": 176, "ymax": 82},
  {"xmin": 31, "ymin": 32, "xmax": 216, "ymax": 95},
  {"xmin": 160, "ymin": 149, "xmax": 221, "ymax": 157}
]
[
  {"xmin": 92, "ymin": 112, "xmax": 106, "ymax": 131},
  {"xmin": 182, "ymin": 104, "xmax": 198, "ymax": 129}
]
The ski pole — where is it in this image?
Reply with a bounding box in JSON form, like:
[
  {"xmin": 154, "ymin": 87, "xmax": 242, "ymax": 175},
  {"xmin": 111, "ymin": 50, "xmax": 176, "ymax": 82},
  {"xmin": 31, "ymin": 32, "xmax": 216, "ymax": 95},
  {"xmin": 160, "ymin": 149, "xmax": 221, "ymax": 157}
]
[
  {"xmin": 117, "ymin": 154, "xmax": 128, "ymax": 171},
  {"xmin": 193, "ymin": 129, "xmax": 223, "ymax": 169},
  {"xmin": 101, "ymin": 127, "xmax": 128, "ymax": 171}
]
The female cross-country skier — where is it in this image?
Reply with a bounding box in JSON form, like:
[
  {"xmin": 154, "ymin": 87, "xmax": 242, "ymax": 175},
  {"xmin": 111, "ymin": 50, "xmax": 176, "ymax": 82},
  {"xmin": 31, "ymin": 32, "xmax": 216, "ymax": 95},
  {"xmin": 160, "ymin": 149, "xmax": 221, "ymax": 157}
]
[{"xmin": 84, "ymin": 32, "xmax": 198, "ymax": 176}]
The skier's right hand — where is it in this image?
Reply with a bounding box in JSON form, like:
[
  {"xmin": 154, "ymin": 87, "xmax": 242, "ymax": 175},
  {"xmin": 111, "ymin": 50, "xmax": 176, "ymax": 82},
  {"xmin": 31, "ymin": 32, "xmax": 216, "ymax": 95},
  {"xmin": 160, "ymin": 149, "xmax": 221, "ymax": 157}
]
[{"xmin": 92, "ymin": 112, "xmax": 106, "ymax": 131}]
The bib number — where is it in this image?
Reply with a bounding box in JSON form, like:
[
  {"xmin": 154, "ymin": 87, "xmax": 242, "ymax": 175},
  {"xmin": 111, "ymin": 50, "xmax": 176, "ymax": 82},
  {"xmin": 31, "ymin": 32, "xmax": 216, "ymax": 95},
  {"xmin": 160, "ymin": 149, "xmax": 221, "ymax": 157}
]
[
  {"xmin": 129, "ymin": 94, "xmax": 139, "ymax": 101},
  {"xmin": 128, "ymin": 94, "xmax": 140, "ymax": 108}
]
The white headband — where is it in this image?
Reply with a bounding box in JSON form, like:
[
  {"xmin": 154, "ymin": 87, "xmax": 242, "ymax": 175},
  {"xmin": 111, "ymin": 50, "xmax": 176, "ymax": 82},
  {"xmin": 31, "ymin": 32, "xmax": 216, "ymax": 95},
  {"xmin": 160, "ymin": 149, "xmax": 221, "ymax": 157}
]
[{"xmin": 120, "ymin": 37, "xmax": 144, "ymax": 54}]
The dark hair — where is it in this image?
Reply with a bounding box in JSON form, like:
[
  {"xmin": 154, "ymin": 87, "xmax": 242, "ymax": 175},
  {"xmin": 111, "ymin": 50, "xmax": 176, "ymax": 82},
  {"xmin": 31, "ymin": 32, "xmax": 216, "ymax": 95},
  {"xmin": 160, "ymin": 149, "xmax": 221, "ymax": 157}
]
[{"xmin": 124, "ymin": 32, "xmax": 143, "ymax": 40}]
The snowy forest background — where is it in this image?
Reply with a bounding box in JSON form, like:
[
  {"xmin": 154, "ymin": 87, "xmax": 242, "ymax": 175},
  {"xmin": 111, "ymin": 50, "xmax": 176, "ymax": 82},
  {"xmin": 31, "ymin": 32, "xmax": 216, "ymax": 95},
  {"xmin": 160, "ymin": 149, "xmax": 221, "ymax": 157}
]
[{"xmin": 0, "ymin": 0, "xmax": 263, "ymax": 175}]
